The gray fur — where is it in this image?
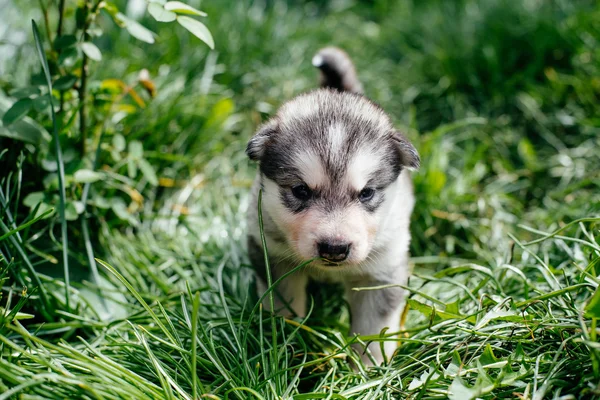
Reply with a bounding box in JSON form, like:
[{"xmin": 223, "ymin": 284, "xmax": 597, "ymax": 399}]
[
  {"xmin": 312, "ymin": 47, "xmax": 364, "ymax": 94},
  {"xmin": 246, "ymin": 47, "xmax": 419, "ymax": 366}
]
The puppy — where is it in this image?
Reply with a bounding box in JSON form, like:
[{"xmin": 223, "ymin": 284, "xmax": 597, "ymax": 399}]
[{"xmin": 246, "ymin": 47, "xmax": 419, "ymax": 366}]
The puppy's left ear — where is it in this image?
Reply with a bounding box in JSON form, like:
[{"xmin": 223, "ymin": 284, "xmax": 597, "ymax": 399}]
[
  {"xmin": 246, "ymin": 119, "xmax": 278, "ymax": 161},
  {"xmin": 392, "ymin": 131, "xmax": 420, "ymax": 170}
]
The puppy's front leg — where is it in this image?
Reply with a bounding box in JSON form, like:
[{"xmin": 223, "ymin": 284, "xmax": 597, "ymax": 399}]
[
  {"xmin": 257, "ymin": 266, "xmax": 308, "ymax": 318},
  {"xmin": 346, "ymin": 281, "xmax": 404, "ymax": 366}
]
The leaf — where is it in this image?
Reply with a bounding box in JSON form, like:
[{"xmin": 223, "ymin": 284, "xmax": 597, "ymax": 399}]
[
  {"xmin": 177, "ymin": 16, "xmax": 214, "ymax": 49},
  {"xmin": 111, "ymin": 197, "xmax": 136, "ymax": 224},
  {"xmin": 479, "ymin": 344, "xmax": 499, "ymax": 366},
  {"xmin": 448, "ymin": 378, "xmax": 476, "ymax": 400},
  {"xmin": 445, "ymin": 351, "xmax": 463, "ymax": 376},
  {"xmin": 128, "ymin": 140, "xmax": 143, "ymax": 159},
  {"xmin": 54, "ymin": 75, "xmax": 78, "ymax": 91},
  {"xmin": 164, "ymin": 1, "xmax": 207, "ymax": 16},
  {"xmin": 41, "ymin": 158, "xmax": 58, "ymax": 172},
  {"xmin": 127, "ymin": 158, "xmax": 137, "ymax": 178},
  {"xmin": 148, "ymin": 3, "xmax": 177, "ymax": 22},
  {"xmin": 408, "ymin": 299, "xmax": 477, "ymax": 324},
  {"xmin": 58, "ymin": 47, "xmax": 80, "ymax": 67},
  {"xmin": 73, "ymin": 169, "xmax": 104, "ymax": 183},
  {"xmin": 33, "ymin": 20, "xmax": 71, "ymax": 309},
  {"xmin": 408, "ymin": 368, "xmax": 440, "ymax": 390},
  {"xmin": 113, "ymin": 133, "xmax": 126, "ymax": 152},
  {"xmin": 475, "ymin": 308, "xmax": 523, "ymax": 329},
  {"xmin": 137, "ymin": 158, "xmax": 158, "ymax": 186},
  {"xmin": 117, "ymin": 13, "xmax": 155, "ymax": 44},
  {"xmin": 81, "ymin": 42, "xmax": 102, "ymax": 61},
  {"xmin": 32, "ymin": 21, "xmax": 53, "ymax": 91},
  {"xmin": 33, "ymin": 202, "xmax": 54, "ymax": 219},
  {"xmin": 92, "ymin": 196, "xmax": 111, "ymax": 209},
  {"xmin": 23, "ymin": 192, "xmax": 45, "ymax": 207},
  {"xmin": 32, "ymin": 95, "xmax": 51, "ymax": 112},
  {"xmin": 53, "ymin": 34, "xmax": 77, "ymax": 50},
  {"xmin": 427, "ymin": 169, "xmax": 446, "ymax": 195},
  {"xmin": 65, "ymin": 202, "xmax": 79, "ymax": 221},
  {"xmin": 0, "ymin": 96, "xmax": 50, "ymax": 144},
  {"xmin": 2, "ymin": 98, "xmax": 33, "ymax": 126},
  {"xmin": 205, "ymin": 98, "xmax": 234, "ymax": 128},
  {"xmin": 518, "ymin": 137, "xmax": 538, "ymax": 169},
  {"xmin": 585, "ymin": 287, "xmax": 600, "ymax": 318},
  {"xmin": 9, "ymin": 86, "xmax": 41, "ymax": 98},
  {"xmin": 0, "ymin": 307, "xmax": 35, "ymax": 321}
]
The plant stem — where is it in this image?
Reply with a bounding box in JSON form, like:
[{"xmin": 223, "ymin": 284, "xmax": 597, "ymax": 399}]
[
  {"xmin": 57, "ymin": 0, "xmax": 65, "ymax": 114},
  {"xmin": 38, "ymin": 0, "xmax": 52, "ymax": 45},
  {"xmin": 57, "ymin": 0, "xmax": 65, "ymax": 37},
  {"xmin": 79, "ymin": 53, "xmax": 88, "ymax": 156},
  {"xmin": 78, "ymin": 1, "xmax": 92, "ymax": 157}
]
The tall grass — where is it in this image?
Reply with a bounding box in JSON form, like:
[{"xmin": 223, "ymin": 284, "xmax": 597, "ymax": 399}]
[{"xmin": 1, "ymin": 0, "xmax": 600, "ymax": 398}]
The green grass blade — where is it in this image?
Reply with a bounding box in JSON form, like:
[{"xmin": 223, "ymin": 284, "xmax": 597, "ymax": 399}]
[
  {"xmin": 31, "ymin": 20, "xmax": 70, "ymax": 310},
  {"xmin": 0, "ymin": 208, "xmax": 53, "ymax": 242}
]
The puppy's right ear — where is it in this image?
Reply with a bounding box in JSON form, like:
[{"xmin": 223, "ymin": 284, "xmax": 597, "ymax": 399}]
[{"xmin": 246, "ymin": 120, "xmax": 278, "ymax": 161}]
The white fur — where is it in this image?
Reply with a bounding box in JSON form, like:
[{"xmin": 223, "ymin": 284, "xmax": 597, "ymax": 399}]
[
  {"xmin": 279, "ymin": 91, "xmax": 390, "ymax": 134},
  {"xmin": 345, "ymin": 147, "xmax": 381, "ymax": 190},
  {"xmin": 295, "ymin": 149, "xmax": 329, "ymax": 188},
  {"xmin": 327, "ymin": 123, "xmax": 346, "ymax": 160}
]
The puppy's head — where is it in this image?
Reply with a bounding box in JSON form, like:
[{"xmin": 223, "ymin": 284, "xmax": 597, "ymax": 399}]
[{"xmin": 247, "ymin": 90, "xmax": 419, "ymax": 266}]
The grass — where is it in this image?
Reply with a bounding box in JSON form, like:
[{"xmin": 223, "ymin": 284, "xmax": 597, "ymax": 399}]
[{"xmin": 1, "ymin": 0, "xmax": 600, "ymax": 398}]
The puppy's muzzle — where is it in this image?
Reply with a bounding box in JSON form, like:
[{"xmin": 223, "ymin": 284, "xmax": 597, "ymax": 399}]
[{"xmin": 318, "ymin": 241, "xmax": 351, "ymax": 262}]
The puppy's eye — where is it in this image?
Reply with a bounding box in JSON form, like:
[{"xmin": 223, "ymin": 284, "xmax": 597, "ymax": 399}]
[
  {"xmin": 359, "ymin": 188, "xmax": 375, "ymax": 202},
  {"xmin": 291, "ymin": 184, "xmax": 312, "ymax": 201}
]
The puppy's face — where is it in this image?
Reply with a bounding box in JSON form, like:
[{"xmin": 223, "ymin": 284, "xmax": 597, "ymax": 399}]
[{"xmin": 247, "ymin": 91, "xmax": 419, "ymax": 267}]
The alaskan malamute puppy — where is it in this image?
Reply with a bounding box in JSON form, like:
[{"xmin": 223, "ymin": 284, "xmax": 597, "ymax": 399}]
[{"xmin": 246, "ymin": 47, "xmax": 419, "ymax": 366}]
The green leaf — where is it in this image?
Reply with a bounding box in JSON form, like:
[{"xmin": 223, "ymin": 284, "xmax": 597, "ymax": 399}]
[
  {"xmin": 128, "ymin": 140, "xmax": 143, "ymax": 159},
  {"xmin": 408, "ymin": 299, "xmax": 477, "ymax": 324},
  {"xmin": 164, "ymin": 1, "xmax": 207, "ymax": 16},
  {"xmin": 0, "ymin": 96, "xmax": 51, "ymax": 144},
  {"xmin": 448, "ymin": 378, "xmax": 476, "ymax": 400},
  {"xmin": 23, "ymin": 192, "xmax": 45, "ymax": 207},
  {"xmin": 9, "ymin": 86, "xmax": 41, "ymax": 98},
  {"xmin": 103, "ymin": 2, "xmax": 119, "ymax": 17},
  {"xmin": 445, "ymin": 351, "xmax": 463, "ymax": 376},
  {"xmin": 585, "ymin": 287, "xmax": 600, "ymax": 318},
  {"xmin": 117, "ymin": 13, "xmax": 155, "ymax": 44},
  {"xmin": 475, "ymin": 307, "xmax": 524, "ymax": 329},
  {"xmin": 74, "ymin": 169, "xmax": 104, "ymax": 183},
  {"xmin": 111, "ymin": 197, "xmax": 136, "ymax": 224},
  {"xmin": 81, "ymin": 42, "xmax": 102, "ymax": 61},
  {"xmin": 518, "ymin": 137, "xmax": 538, "ymax": 169},
  {"xmin": 177, "ymin": 16, "xmax": 214, "ymax": 49},
  {"xmin": 32, "ymin": 21, "xmax": 53, "ymax": 92},
  {"xmin": 33, "ymin": 19, "xmax": 71, "ymax": 310},
  {"xmin": 54, "ymin": 75, "xmax": 77, "ymax": 91},
  {"xmin": 92, "ymin": 196, "xmax": 111, "ymax": 209},
  {"xmin": 2, "ymin": 98, "xmax": 33, "ymax": 126},
  {"xmin": 427, "ymin": 168, "xmax": 446, "ymax": 195},
  {"xmin": 0, "ymin": 307, "xmax": 35, "ymax": 321},
  {"xmin": 127, "ymin": 158, "xmax": 137, "ymax": 178},
  {"xmin": 148, "ymin": 3, "xmax": 177, "ymax": 22},
  {"xmin": 32, "ymin": 95, "xmax": 51, "ymax": 112},
  {"xmin": 58, "ymin": 47, "xmax": 79, "ymax": 67},
  {"xmin": 53, "ymin": 34, "xmax": 77, "ymax": 50},
  {"xmin": 113, "ymin": 133, "xmax": 126, "ymax": 152},
  {"xmin": 137, "ymin": 158, "xmax": 158, "ymax": 186},
  {"xmin": 479, "ymin": 344, "xmax": 499, "ymax": 366},
  {"xmin": 65, "ymin": 202, "xmax": 79, "ymax": 221}
]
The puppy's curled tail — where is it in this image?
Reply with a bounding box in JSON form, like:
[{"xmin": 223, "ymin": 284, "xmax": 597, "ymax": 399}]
[{"xmin": 312, "ymin": 47, "xmax": 363, "ymax": 94}]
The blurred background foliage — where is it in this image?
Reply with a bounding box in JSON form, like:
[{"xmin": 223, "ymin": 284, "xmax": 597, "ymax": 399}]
[{"xmin": 1, "ymin": 0, "xmax": 600, "ymax": 398}]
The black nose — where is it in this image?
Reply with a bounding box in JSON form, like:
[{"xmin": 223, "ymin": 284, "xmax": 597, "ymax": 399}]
[{"xmin": 318, "ymin": 242, "xmax": 351, "ymax": 262}]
